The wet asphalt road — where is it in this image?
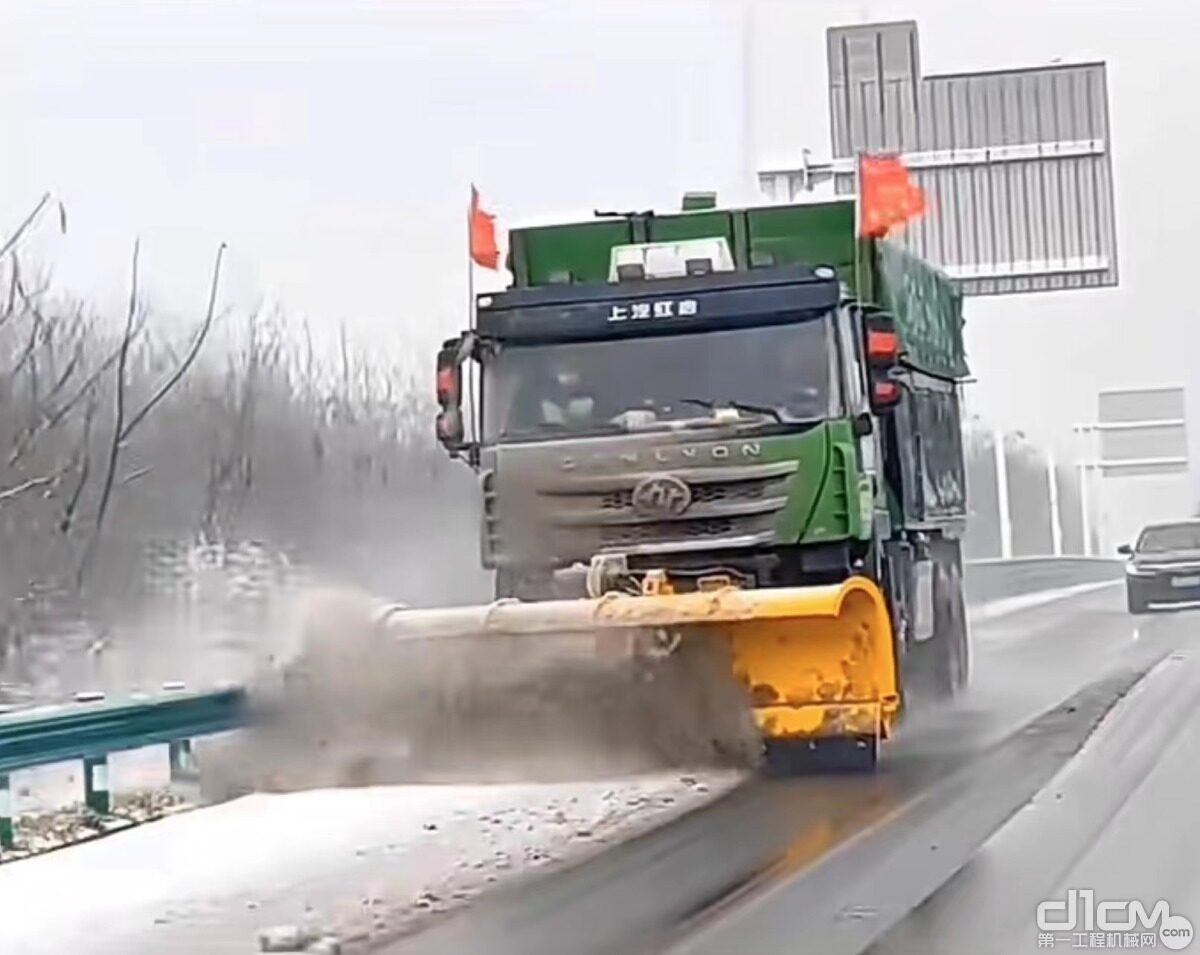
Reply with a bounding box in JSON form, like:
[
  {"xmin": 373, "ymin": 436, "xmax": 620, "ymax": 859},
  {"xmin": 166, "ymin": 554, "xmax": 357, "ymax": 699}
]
[
  {"xmin": 872, "ymin": 599, "xmax": 1200, "ymax": 955},
  {"xmin": 390, "ymin": 584, "xmax": 1200, "ymax": 955}
]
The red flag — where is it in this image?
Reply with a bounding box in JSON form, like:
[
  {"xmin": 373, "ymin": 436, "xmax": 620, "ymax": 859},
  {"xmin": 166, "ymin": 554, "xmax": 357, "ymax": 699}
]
[
  {"xmin": 469, "ymin": 185, "xmax": 499, "ymax": 270},
  {"xmin": 858, "ymin": 154, "xmax": 925, "ymax": 238}
]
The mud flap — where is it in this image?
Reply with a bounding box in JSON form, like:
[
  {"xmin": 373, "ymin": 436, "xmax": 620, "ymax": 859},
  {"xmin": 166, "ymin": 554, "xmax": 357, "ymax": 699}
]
[
  {"xmin": 905, "ymin": 536, "xmax": 970, "ymax": 702},
  {"xmin": 911, "ymin": 558, "xmax": 935, "ymax": 643}
]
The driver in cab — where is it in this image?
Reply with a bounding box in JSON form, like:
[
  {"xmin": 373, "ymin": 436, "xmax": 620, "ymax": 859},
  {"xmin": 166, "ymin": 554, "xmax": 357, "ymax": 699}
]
[{"xmin": 540, "ymin": 367, "xmax": 597, "ymax": 426}]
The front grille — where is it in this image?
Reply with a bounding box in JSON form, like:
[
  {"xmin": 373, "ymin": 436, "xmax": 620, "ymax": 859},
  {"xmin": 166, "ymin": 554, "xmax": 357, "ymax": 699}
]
[
  {"xmin": 489, "ymin": 459, "xmax": 798, "ymax": 563},
  {"xmin": 600, "ymin": 489, "xmax": 631, "ymax": 511},
  {"xmin": 555, "ymin": 463, "xmax": 795, "ymax": 555},
  {"xmin": 599, "ymin": 481, "xmax": 771, "ymax": 511},
  {"xmin": 599, "ymin": 518, "xmax": 736, "ymax": 547}
]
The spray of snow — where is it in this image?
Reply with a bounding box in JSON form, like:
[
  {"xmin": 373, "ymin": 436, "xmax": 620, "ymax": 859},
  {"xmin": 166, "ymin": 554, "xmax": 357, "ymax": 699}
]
[{"xmin": 197, "ymin": 585, "xmax": 761, "ymax": 800}]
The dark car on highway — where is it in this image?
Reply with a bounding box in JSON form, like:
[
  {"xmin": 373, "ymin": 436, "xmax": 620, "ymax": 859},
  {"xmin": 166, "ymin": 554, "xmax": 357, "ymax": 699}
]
[{"xmin": 1121, "ymin": 519, "xmax": 1200, "ymax": 613}]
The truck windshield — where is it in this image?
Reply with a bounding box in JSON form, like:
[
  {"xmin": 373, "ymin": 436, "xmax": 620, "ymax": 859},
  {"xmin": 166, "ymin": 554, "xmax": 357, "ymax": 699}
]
[{"xmin": 483, "ymin": 313, "xmax": 840, "ymax": 441}]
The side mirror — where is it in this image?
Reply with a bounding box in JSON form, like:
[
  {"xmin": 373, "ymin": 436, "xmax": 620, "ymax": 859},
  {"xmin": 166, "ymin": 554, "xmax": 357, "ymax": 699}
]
[
  {"xmin": 1117, "ymin": 544, "xmax": 1133, "ymax": 556},
  {"xmin": 863, "ymin": 311, "xmax": 902, "ymax": 412},
  {"xmin": 435, "ymin": 335, "xmax": 469, "ymax": 455}
]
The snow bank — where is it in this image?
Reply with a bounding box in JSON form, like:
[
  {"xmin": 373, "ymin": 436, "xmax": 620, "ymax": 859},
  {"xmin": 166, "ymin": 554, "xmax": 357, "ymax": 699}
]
[{"xmin": 0, "ymin": 770, "xmax": 742, "ymax": 954}]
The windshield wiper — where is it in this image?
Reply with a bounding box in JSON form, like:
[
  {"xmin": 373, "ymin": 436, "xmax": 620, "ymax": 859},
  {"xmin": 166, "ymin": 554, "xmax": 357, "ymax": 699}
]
[{"xmin": 677, "ymin": 397, "xmax": 784, "ymax": 424}]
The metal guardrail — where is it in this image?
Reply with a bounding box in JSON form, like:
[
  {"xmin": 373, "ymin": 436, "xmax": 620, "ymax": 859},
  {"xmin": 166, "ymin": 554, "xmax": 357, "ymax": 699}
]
[
  {"xmin": 963, "ymin": 556, "xmax": 1123, "ymax": 609},
  {"xmin": 0, "ymin": 686, "xmax": 245, "ymax": 848},
  {"xmin": 0, "ymin": 557, "xmax": 1121, "ymax": 851}
]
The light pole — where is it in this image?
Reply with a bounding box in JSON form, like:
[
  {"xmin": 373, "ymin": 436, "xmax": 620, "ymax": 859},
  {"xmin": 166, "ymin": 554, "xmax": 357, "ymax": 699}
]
[
  {"xmin": 994, "ymin": 427, "xmax": 1012, "ymax": 560},
  {"xmin": 1047, "ymin": 449, "xmax": 1064, "ymax": 557}
]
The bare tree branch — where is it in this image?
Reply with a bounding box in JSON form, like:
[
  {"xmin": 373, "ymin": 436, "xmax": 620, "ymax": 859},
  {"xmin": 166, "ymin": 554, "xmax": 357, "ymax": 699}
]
[
  {"xmin": 6, "ymin": 311, "xmax": 42, "ymax": 379},
  {"xmin": 145, "ymin": 324, "xmax": 181, "ymax": 369},
  {"xmin": 77, "ymin": 240, "xmax": 139, "ymax": 589},
  {"xmin": 28, "ymin": 340, "xmax": 40, "ymax": 428},
  {"xmin": 8, "ymin": 328, "xmax": 138, "ymax": 466},
  {"xmin": 119, "ymin": 241, "xmax": 224, "ymax": 442},
  {"xmin": 0, "ymin": 471, "xmax": 62, "ymax": 507},
  {"xmin": 44, "ymin": 340, "xmax": 83, "ymax": 407},
  {"xmin": 14, "ymin": 269, "xmax": 52, "ymax": 319},
  {"xmin": 0, "ymin": 192, "xmax": 52, "ymax": 262},
  {"xmin": 2, "ymin": 253, "xmax": 19, "ymax": 324},
  {"xmin": 59, "ymin": 389, "xmax": 98, "ymax": 536},
  {"xmin": 120, "ymin": 465, "xmax": 153, "ymax": 486}
]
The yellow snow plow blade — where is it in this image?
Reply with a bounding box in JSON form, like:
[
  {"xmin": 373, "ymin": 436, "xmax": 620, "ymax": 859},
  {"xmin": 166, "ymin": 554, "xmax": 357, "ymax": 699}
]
[
  {"xmin": 715, "ymin": 577, "xmax": 900, "ymax": 743},
  {"xmin": 373, "ymin": 575, "xmax": 899, "ymax": 747}
]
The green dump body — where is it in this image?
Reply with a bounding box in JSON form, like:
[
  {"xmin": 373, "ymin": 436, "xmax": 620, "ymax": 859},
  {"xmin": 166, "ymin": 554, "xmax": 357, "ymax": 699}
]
[{"xmin": 505, "ymin": 199, "xmax": 968, "ymax": 380}]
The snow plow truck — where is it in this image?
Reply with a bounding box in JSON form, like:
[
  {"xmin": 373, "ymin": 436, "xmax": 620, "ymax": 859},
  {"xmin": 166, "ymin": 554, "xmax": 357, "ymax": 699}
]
[{"xmin": 428, "ymin": 195, "xmax": 970, "ymax": 773}]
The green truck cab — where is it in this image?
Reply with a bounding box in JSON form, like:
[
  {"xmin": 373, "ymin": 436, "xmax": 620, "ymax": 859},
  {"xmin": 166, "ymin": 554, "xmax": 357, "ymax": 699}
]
[{"xmin": 436, "ymin": 197, "xmax": 970, "ymax": 699}]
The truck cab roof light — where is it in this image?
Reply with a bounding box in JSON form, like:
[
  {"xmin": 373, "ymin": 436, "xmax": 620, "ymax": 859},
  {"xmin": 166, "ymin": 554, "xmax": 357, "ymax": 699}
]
[
  {"xmin": 681, "ymin": 191, "xmax": 717, "ymax": 211},
  {"xmin": 609, "ymin": 237, "xmax": 734, "ymax": 281}
]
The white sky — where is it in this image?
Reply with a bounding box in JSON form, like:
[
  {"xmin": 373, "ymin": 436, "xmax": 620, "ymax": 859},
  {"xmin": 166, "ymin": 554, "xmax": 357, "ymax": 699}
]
[{"xmin": 2, "ymin": 0, "xmax": 1196, "ymax": 468}]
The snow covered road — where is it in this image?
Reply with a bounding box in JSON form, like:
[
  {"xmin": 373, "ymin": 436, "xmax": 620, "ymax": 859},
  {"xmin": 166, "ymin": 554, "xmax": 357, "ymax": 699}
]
[{"xmin": 0, "ymin": 769, "xmax": 742, "ymax": 954}]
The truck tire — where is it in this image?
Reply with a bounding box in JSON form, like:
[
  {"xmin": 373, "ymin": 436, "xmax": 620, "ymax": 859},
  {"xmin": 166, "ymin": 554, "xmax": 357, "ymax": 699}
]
[{"xmin": 907, "ymin": 537, "xmax": 970, "ymax": 701}]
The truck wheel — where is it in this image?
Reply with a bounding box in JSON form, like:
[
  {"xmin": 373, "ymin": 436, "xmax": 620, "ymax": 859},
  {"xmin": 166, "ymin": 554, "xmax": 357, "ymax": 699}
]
[
  {"xmin": 1126, "ymin": 583, "xmax": 1148, "ymax": 615},
  {"xmin": 908, "ymin": 538, "xmax": 970, "ymax": 701}
]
